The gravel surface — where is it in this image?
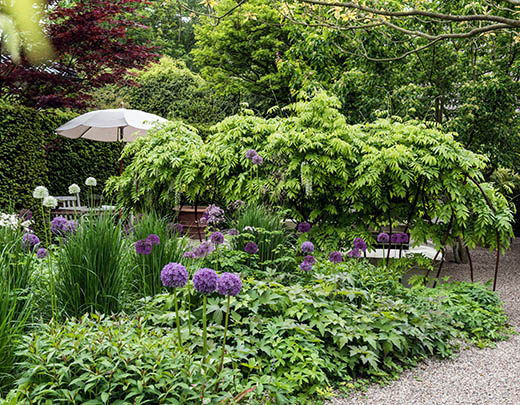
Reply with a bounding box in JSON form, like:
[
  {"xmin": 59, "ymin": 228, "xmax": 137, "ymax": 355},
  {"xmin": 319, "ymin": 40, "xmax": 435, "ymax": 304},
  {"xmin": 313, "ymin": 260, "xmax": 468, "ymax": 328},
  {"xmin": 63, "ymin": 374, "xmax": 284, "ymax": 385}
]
[{"xmin": 328, "ymin": 238, "xmax": 520, "ymax": 405}]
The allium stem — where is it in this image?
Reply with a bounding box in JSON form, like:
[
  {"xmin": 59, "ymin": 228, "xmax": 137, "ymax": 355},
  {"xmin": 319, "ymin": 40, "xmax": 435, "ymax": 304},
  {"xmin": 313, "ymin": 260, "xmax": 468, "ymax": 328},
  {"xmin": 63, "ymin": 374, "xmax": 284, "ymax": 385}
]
[
  {"xmin": 215, "ymin": 295, "xmax": 231, "ymax": 393},
  {"xmin": 202, "ymin": 295, "xmax": 208, "ymax": 363},
  {"xmin": 174, "ymin": 287, "xmax": 183, "ymax": 350}
]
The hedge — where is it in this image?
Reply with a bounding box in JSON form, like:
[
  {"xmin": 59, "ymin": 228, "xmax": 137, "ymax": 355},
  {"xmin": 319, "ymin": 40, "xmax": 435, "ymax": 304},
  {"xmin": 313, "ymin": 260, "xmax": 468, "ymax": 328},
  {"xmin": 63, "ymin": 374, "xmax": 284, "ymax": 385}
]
[{"xmin": 0, "ymin": 101, "xmax": 121, "ymax": 214}]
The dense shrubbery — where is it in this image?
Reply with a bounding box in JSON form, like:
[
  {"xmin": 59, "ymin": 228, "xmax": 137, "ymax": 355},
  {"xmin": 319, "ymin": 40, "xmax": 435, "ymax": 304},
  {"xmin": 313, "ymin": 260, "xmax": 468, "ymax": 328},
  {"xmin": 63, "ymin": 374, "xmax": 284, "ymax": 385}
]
[
  {"xmin": 108, "ymin": 92, "xmax": 514, "ymax": 252},
  {"xmin": 0, "ymin": 101, "xmax": 121, "ymax": 213}
]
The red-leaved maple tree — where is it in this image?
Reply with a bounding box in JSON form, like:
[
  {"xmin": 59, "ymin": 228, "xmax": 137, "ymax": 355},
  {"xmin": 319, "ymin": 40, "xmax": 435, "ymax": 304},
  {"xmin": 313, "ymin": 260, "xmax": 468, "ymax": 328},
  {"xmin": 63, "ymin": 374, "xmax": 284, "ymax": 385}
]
[{"xmin": 0, "ymin": 0, "xmax": 157, "ymax": 109}]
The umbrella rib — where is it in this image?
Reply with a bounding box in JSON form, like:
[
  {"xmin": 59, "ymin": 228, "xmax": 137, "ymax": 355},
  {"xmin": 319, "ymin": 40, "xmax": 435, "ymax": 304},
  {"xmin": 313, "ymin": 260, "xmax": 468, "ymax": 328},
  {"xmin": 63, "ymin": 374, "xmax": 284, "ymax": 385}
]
[{"xmin": 77, "ymin": 126, "xmax": 92, "ymax": 139}]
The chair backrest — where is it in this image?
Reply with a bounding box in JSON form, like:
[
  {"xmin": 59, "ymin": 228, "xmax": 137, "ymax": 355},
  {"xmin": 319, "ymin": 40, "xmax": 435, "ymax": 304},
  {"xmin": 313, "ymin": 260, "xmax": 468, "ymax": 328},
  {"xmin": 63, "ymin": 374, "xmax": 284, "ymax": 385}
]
[{"xmin": 51, "ymin": 196, "xmax": 81, "ymax": 220}]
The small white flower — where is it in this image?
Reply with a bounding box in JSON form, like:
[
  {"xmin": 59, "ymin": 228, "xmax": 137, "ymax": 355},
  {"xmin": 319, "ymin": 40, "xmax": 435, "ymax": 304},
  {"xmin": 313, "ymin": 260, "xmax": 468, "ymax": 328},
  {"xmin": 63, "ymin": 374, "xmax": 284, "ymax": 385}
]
[
  {"xmin": 33, "ymin": 186, "xmax": 49, "ymax": 199},
  {"xmin": 42, "ymin": 196, "xmax": 58, "ymax": 208},
  {"xmin": 69, "ymin": 183, "xmax": 81, "ymax": 194},
  {"xmin": 85, "ymin": 177, "xmax": 97, "ymax": 187}
]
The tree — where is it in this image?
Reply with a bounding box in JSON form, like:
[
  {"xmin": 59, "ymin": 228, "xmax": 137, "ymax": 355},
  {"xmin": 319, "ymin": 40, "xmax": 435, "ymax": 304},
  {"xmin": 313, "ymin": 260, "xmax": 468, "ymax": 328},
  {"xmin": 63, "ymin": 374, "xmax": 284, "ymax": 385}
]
[
  {"xmin": 276, "ymin": 0, "xmax": 520, "ymax": 60},
  {"xmin": 0, "ymin": 0, "xmax": 156, "ymax": 108}
]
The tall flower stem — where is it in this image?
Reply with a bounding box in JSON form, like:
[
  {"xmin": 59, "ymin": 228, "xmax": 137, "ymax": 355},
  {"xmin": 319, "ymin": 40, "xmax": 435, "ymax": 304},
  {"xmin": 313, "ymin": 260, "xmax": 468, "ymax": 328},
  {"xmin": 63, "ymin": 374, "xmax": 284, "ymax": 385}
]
[
  {"xmin": 186, "ymin": 270, "xmax": 192, "ymax": 335},
  {"xmin": 202, "ymin": 295, "xmax": 208, "ymax": 363},
  {"xmin": 174, "ymin": 287, "xmax": 183, "ymax": 350},
  {"xmin": 217, "ymin": 295, "xmax": 231, "ymax": 374}
]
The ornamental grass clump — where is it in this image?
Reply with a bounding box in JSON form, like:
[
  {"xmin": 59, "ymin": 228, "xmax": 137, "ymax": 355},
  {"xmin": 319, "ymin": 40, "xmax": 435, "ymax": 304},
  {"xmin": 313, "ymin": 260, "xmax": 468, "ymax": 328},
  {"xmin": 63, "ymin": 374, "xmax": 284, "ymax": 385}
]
[{"xmin": 161, "ymin": 262, "xmax": 188, "ymax": 350}]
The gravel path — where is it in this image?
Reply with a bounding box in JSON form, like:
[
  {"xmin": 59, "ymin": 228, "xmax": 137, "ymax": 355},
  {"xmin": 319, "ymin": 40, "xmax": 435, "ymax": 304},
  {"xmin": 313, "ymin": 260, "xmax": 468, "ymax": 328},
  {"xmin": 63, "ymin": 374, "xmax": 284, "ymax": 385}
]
[{"xmin": 328, "ymin": 238, "xmax": 520, "ymax": 405}]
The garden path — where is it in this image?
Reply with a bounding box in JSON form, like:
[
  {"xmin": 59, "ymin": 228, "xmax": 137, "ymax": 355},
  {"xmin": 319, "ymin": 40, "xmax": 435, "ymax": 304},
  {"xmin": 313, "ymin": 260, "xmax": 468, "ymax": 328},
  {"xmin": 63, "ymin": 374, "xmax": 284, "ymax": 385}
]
[{"xmin": 329, "ymin": 238, "xmax": 520, "ymax": 405}]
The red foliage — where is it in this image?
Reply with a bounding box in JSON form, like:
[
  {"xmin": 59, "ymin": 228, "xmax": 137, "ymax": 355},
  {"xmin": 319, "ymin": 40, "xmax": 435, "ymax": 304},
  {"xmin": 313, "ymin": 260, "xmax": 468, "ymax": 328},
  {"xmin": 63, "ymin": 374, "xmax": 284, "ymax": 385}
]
[{"xmin": 0, "ymin": 0, "xmax": 157, "ymax": 109}]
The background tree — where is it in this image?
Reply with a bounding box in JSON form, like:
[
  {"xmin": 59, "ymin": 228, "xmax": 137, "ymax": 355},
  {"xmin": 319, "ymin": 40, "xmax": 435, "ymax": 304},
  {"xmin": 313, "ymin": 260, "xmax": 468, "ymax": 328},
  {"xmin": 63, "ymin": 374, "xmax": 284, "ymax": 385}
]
[{"xmin": 0, "ymin": 0, "xmax": 156, "ymax": 108}]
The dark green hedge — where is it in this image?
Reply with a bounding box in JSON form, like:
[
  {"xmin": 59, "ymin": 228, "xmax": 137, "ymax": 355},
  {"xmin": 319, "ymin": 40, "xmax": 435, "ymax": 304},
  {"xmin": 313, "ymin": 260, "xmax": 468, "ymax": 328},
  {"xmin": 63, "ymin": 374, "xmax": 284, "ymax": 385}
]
[{"xmin": 0, "ymin": 101, "xmax": 120, "ymax": 213}]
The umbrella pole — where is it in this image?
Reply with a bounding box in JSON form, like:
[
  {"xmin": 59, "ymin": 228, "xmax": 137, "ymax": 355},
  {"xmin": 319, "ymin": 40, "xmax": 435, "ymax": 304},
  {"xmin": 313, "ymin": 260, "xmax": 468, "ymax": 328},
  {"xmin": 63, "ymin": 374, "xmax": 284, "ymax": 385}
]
[{"xmin": 118, "ymin": 127, "xmax": 124, "ymax": 176}]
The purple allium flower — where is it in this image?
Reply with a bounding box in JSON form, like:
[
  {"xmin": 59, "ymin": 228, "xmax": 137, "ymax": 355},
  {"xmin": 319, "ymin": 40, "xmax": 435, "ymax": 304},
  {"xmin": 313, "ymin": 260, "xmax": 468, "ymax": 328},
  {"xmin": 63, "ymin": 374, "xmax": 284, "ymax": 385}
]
[
  {"xmin": 65, "ymin": 220, "xmax": 76, "ymax": 234},
  {"xmin": 245, "ymin": 149, "xmax": 258, "ymax": 159},
  {"xmin": 22, "ymin": 233, "xmax": 40, "ymax": 251},
  {"xmin": 244, "ymin": 241, "xmax": 258, "ymax": 254},
  {"xmin": 210, "ymin": 231, "xmax": 225, "ymax": 245},
  {"xmin": 300, "ymin": 261, "xmax": 313, "ymax": 272},
  {"xmin": 161, "ymin": 262, "xmax": 188, "ymax": 288},
  {"xmin": 228, "ymin": 200, "xmax": 245, "ymax": 211},
  {"xmin": 193, "ymin": 268, "xmax": 218, "ymax": 294},
  {"xmin": 390, "ymin": 233, "xmax": 401, "ymax": 244},
  {"xmin": 228, "ymin": 228, "xmax": 239, "ymax": 236},
  {"xmin": 301, "ymin": 241, "xmax": 314, "ymax": 253},
  {"xmin": 303, "ymin": 255, "xmax": 316, "ymax": 265},
  {"xmin": 169, "ymin": 222, "xmax": 184, "ymax": 235},
  {"xmin": 353, "ymin": 237, "xmax": 367, "ymax": 252},
  {"xmin": 19, "ymin": 209, "xmax": 32, "ymax": 220},
  {"xmin": 348, "ymin": 248, "xmax": 361, "ymax": 258},
  {"xmin": 36, "ymin": 248, "xmax": 48, "ymax": 259},
  {"xmin": 200, "ymin": 204, "xmax": 225, "ymax": 225},
  {"xmin": 329, "ymin": 251, "xmax": 343, "ymax": 264},
  {"xmin": 194, "ymin": 241, "xmax": 215, "ymax": 258},
  {"xmin": 146, "ymin": 234, "xmax": 160, "ymax": 246},
  {"xmin": 217, "ymin": 272, "xmax": 242, "ymax": 296},
  {"xmin": 184, "ymin": 251, "xmax": 196, "ymax": 259},
  {"xmin": 377, "ymin": 232, "xmax": 390, "ymax": 243},
  {"xmin": 400, "ymin": 233, "xmax": 409, "ymax": 243},
  {"xmin": 251, "ymin": 155, "xmax": 264, "ymax": 165},
  {"xmin": 50, "ymin": 216, "xmax": 69, "ymax": 235},
  {"xmin": 135, "ymin": 239, "xmax": 152, "ymax": 255},
  {"xmin": 297, "ymin": 221, "xmax": 311, "ymax": 233}
]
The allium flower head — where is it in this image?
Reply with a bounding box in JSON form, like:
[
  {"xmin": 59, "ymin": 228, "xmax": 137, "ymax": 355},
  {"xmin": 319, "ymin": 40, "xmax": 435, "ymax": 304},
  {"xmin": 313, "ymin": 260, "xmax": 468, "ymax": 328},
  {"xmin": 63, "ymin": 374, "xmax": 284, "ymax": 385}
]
[
  {"xmin": 348, "ymin": 248, "xmax": 361, "ymax": 258},
  {"xmin": 377, "ymin": 232, "xmax": 390, "ymax": 243},
  {"xmin": 146, "ymin": 234, "xmax": 160, "ymax": 246},
  {"xmin": 183, "ymin": 251, "xmax": 196, "ymax": 259},
  {"xmin": 300, "ymin": 261, "xmax": 313, "ymax": 272},
  {"xmin": 32, "ymin": 186, "xmax": 49, "ymax": 199},
  {"xmin": 161, "ymin": 262, "xmax": 188, "ymax": 288},
  {"xmin": 22, "ymin": 233, "xmax": 40, "ymax": 251},
  {"xmin": 329, "ymin": 251, "xmax": 343, "ymax": 264},
  {"xmin": 303, "ymin": 255, "xmax": 316, "ymax": 265},
  {"xmin": 201, "ymin": 204, "xmax": 225, "ymax": 225},
  {"xmin": 390, "ymin": 234, "xmax": 401, "ymax": 244},
  {"xmin": 245, "ymin": 149, "xmax": 258, "ymax": 159},
  {"xmin": 193, "ymin": 268, "xmax": 218, "ymax": 294},
  {"xmin": 168, "ymin": 222, "xmax": 184, "ymax": 235},
  {"xmin": 85, "ymin": 177, "xmax": 97, "ymax": 186},
  {"xmin": 244, "ymin": 241, "xmax": 258, "ymax": 254},
  {"xmin": 65, "ymin": 220, "xmax": 76, "ymax": 234},
  {"xmin": 228, "ymin": 228, "xmax": 239, "ymax": 236},
  {"xmin": 243, "ymin": 226, "xmax": 256, "ymax": 233},
  {"xmin": 251, "ymin": 155, "xmax": 264, "ymax": 165},
  {"xmin": 42, "ymin": 196, "xmax": 58, "ymax": 208},
  {"xmin": 68, "ymin": 183, "xmax": 80, "ymax": 194},
  {"xmin": 19, "ymin": 209, "xmax": 32, "ymax": 220},
  {"xmin": 301, "ymin": 241, "xmax": 314, "ymax": 253},
  {"xmin": 135, "ymin": 239, "xmax": 152, "ymax": 255},
  {"xmin": 353, "ymin": 237, "xmax": 367, "ymax": 252},
  {"xmin": 194, "ymin": 241, "xmax": 215, "ymax": 258},
  {"xmin": 297, "ymin": 221, "xmax": 311, "ymax": 233},
  {"xmin": 400, "ymin": 233, "xmax": 409, "ymax": 243},
  {"xmin": 210, "ymin": 231, "xmax": 225, "ymax": 245},
  {"xmin": 51, "ymin": 216, "xmax": 68, "ymax": 235},
  {"xmin": 217, "ymin": 272, "xmax": 242, "ymax": 296},
  {"xmin": 36, "ymin": 248, "xmax": 48, "ymax": 259}
]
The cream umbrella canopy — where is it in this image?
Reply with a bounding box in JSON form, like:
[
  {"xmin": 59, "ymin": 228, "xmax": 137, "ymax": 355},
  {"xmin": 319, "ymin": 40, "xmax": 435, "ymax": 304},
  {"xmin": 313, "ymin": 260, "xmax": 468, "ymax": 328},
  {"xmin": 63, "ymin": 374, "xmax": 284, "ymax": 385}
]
[{"xmin": 56, "ymin": 108, "xmax": 167, "ymax": 174}]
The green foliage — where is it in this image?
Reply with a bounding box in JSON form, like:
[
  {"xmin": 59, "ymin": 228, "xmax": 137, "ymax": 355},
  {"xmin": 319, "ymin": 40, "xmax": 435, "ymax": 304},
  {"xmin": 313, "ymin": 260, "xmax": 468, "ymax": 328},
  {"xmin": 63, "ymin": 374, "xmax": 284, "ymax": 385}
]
[
  {"xmin": 193, "ymin": 0, "xmax": 294, "ymax": 112},
  {"xmin": 126, "ymin": 211, "xmax": 189, "ymax": 297},
  {"xmin": 7, "ymin": 313, "xmax": 242, "ymax": 404},
  {"xmin": 54, "ymin": 213, "xmax": 127, "ymax": 318},
  {"xmin": 0, "ymin": 228, "xmax": 33, "ymax": 393},
  {"xmin": 122, "ymin": 57, "xmax": 238, "ymax": 136},
  {"xmin": 105, "ymin": 120, "xmax": 204, "ymax": 212},
  {"xmin": 0, "ymin": 100, "xmax": 121, "ymax": 213}
]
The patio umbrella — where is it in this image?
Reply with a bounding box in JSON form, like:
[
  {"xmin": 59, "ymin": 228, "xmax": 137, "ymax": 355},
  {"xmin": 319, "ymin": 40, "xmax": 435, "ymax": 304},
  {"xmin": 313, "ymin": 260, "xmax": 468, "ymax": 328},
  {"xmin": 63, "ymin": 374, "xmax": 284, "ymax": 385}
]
[{"xmin": 56, "ymin": 108, "xmax": 167, "ymax": 174}]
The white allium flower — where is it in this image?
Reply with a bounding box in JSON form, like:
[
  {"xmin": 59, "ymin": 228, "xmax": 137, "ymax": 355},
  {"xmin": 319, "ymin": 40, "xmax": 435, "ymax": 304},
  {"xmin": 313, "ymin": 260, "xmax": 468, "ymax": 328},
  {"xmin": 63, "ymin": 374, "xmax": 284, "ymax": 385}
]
[
  {"xmin": 33, "ymin": 186, "xmax": 49, "ymax": 199},
  {"xmin": 69, "ymin": 183, "xmax": 81, "ymax": 194},
  {"xmin": 42, "ymin": 196, "xmax": 58, "ymax": 208},
  {"xmin": 85, "ymin": 177, "xmax": 97, "ymax": 187}
]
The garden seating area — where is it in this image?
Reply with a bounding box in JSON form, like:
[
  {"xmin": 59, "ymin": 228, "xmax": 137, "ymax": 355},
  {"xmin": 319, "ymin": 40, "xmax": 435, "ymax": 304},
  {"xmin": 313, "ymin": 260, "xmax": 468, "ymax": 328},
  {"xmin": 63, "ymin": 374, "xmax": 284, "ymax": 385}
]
[{"xmin": 2, "ymin": 1, "xmax": 520, "ymax": 403}]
